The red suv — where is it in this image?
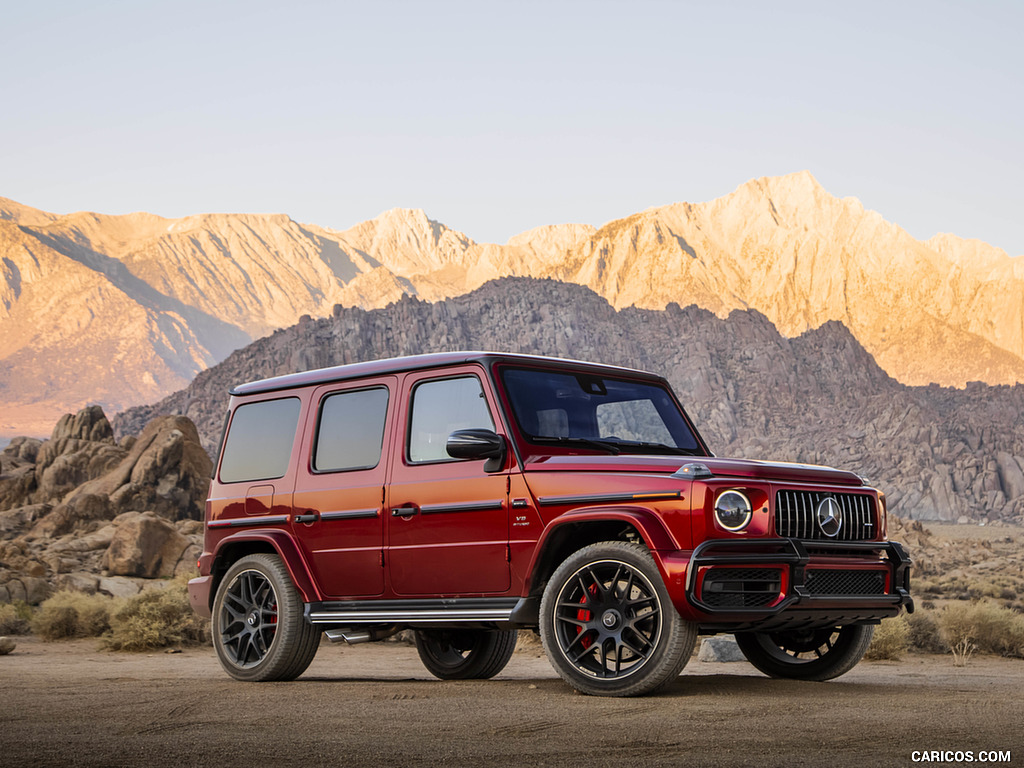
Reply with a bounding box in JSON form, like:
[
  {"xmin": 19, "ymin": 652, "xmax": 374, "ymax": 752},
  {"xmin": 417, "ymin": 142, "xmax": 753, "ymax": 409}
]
[{"xmin": 189, "ymin": 352, "xmax": 912, "ymax": 696}]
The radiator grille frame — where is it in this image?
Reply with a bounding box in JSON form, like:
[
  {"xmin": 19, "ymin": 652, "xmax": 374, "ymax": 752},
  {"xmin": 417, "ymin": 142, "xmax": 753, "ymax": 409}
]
[{"xmin": 774, "ymin": 490, "xmax": 875, "ymax": 541}]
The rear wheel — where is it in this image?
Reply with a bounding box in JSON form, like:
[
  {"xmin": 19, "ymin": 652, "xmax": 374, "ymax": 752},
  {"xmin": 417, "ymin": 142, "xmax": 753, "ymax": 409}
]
[
  {"xmin": 734, "ymin": 624, "xmax": 875, "ymax": 681},
  {"xmin": 414, "ymin": 628, "xmax": 518, "ymax": 680},
  {"xmin": 212, "ymin": 553, "xmax": 321, "ymax": 682},
  {"xmin": 540, "ymin": 541, "xmax": 696, "ymax": 697}
]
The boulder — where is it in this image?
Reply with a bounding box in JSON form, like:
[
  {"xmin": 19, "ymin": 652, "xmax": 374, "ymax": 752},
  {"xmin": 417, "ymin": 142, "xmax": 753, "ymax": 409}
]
[
  {"xmin": 54, "ymin": 572, "xmax": 100, "ymax": 594},
  {"xmin": 697, "ymin": 636, "xmax": 747, "ymax": 663},
  {"xmin": 0, "ymin": 576, "xmax": 50, "ymax": 605},
  {"xmin": 102, "ymin": 512, "xmax": 193, "ymax": 578},
  {"xmin": 995, "ymin": 453, "xmax": 1024, "ymax": 500},
  {"xmin": 28, "ymin": 494, "xmax": 112, "ymax": 540},
  {"xmin": 0, "ymin": 637, "xmax": 15, "ymax": 655},
  {"xmin": 97, "ymin": 576, "xmax": 144, "ymax": 599}
]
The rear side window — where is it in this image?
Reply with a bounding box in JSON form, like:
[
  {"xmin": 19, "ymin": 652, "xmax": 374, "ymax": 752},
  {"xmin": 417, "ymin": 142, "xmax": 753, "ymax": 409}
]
[
  {"xmin": 314, "ymin": 387, "xmax": 390, "ymax": 472},
  {"xmin": 219, "ymin": 398, "xmax": 301, "ymax": 483},
  {"xmin": 408, "ymin": 376, "xmax": 495, "ymax": 463}
]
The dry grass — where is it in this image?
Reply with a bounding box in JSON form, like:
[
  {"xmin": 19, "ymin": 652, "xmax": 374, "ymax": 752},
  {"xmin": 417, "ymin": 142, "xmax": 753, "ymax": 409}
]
[
  {"xmin": 905, "ymin": 610, "xmax": 946, "ymax": 653},
  {"xmin": 0, "ymin": 601, "xmax": 32, "ymax": 635},
  {"xmin": 938, "ymin": 600, "xmax": 1024, "ymax": 659},
  {"xmin": 30, "ymin": 590, "xmax": 112, "ymax": 640},
  {"xmin": 101, "ymin": 578, "xmax": 208, "ymax": 651},
  {"xmin": 864, "ymin": 616, "xmax": 910, "ymax": 660}
]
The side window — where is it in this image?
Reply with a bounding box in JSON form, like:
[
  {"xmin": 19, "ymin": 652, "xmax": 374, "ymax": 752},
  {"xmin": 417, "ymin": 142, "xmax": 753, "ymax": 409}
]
[
  {"xmin": 219, "ymin": 398, "xmax": 301, "ymax": 483},
  {"xmin": 408, "ymin": 376, "xmax": 495, "ymax": 463},
  {"xmin": 314, "ymin": 387, "xmax": 389, "ymax": 472}
]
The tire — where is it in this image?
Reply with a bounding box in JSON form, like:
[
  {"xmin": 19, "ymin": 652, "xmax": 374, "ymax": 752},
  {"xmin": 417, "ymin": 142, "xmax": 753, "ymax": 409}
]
[
  {"xmin": 414, "ymin": 628, "xmax": 518, "ymax": 680},
  {"xmin": 212, "ymin": 553, "xmax": 321, "ymax": 682},
  {"xmin": 734, "ymin": 624, "xmax": 875, "ymax": 681},
  {"xmin": 539, "ymin": 541, "xmax": 696, "ymax": 697}
]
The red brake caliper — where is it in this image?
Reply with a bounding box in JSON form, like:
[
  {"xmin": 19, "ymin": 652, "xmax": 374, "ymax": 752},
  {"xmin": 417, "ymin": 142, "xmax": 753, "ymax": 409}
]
[{"xmin": 576, "ymin": 583, "xmax": 599, "ymax": 649}]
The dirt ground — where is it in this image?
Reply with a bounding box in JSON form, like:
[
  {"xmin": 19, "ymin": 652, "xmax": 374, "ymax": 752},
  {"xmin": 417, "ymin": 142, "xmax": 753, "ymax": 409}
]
[{"xmin": 1, "ymin": 636, "xmax": 1021, "ymax": 768}]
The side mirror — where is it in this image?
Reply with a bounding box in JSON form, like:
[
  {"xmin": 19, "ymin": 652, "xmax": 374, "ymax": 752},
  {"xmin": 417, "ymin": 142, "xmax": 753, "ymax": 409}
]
[{"xmin": 447, "ymin": 429, "xmax": 507, "ymax": 473}]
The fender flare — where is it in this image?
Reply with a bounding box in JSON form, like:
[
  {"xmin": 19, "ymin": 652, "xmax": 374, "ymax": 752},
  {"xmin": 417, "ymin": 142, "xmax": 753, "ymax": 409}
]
[
  {"xmin": 523, "ymin": 504, "xmax": 681, "ymax": 594},
  {"xmin": 211, "ymin": 530, "xmax": 321, "ymax": 605}
]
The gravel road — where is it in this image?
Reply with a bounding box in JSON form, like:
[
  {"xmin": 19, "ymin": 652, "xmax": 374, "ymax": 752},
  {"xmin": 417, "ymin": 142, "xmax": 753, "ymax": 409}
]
[{"xmin": 2, "ymin": 636, "xmax": 1021, "ymax": 767}]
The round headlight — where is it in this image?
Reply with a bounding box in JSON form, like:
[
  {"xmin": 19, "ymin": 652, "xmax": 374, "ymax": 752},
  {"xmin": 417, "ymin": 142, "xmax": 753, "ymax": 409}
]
[{"xmin": 714, "ymin": 490, "xmax": 752, "ymax": 531}]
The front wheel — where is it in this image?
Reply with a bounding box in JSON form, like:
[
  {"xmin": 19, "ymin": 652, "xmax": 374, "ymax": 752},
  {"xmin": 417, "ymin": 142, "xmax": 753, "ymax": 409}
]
[
  {"xmin": 212, "ymin": 553, "xmax": 321, "ymax": 682},
  {"xmin": 734, "ymin": 624, "xmax": 875, "ymax": 681},
  {"xmin": 414, "ymin": 628, "xmax": 518, "ymax": 680},
  {"xmin": 539, "ymin": 541, "xmax": 696, "ymax": 697}
]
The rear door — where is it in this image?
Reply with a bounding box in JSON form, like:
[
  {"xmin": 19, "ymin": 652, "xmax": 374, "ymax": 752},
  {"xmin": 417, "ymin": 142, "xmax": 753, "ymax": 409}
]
[
  {"xmin": 386, "ymin": 367, "xmax": 511, "ymax": 595},
  {"xmin": 290, "ymin": 377, "xmax": 395, "ymax": 598}
]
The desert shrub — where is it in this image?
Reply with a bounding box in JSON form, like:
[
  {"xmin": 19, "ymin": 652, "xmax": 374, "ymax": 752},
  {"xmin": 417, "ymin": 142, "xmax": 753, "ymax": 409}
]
[
  {"xmin": 906, "ymin": 610, "xmax": 946, "ymax": 653},
  {"xmin": 0, "ymin": 601, "xmax": 33, "ymax": 635},
  {"xmin": 30, "ymin": 590, "xmax": 113, "ymax": 640},
  {"xmin": 864, "ymin": 616, "xmax": 910, "ymax": 660},
  {"xmin": 102, "ymin": 580, "xmax": 208, "ymax": 651},
  {"xmin": 939, "ymin": 601, "xmax": 1024, "ymax": 659}
]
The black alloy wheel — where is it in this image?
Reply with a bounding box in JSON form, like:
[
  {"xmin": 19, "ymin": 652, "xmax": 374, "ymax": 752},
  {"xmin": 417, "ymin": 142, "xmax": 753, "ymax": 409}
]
[
  {"xmin": 734, "ymin": 624, "xmax": 876, "ymax": 681},
  {"xmin": 414, "ymin": 628, "xmax": 518, "ymax": 680},
  {"xmin": 540, "ymin": 541, "xmax": 696, "ymax": 697},
  {"xmin": 212, "ymin": 553, "xmax": 321, "ymax": 682}
]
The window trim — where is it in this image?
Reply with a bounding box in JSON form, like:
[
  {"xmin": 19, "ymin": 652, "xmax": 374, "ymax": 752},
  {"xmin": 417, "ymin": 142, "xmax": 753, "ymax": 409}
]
[{"xmin": 310, "ymin": 385, "xmax": 391, "ymax": 475}]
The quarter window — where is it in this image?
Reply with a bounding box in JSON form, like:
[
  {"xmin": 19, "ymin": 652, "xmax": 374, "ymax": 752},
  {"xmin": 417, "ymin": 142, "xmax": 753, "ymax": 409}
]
[
  {"xmin": 408, "ymin": 376, "xmax": 495, "ymax": 462},
  {"xmin": 314, "ymin": 387, "xmax": 389, "ymax": 472},
  {"xmin": 219, "ymin": 398, "xmax": 301, "ymax": 483}
]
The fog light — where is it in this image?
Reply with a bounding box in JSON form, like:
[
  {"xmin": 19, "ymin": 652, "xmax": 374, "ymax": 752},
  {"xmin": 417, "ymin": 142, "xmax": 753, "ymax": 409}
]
[{"xmin": 714, "ymin": 490, "xmax": 752, "ymax": 531}]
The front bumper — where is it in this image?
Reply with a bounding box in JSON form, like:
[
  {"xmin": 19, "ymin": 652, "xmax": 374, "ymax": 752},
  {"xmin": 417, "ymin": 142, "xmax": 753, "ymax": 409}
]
[{"xmin": 682, "ymin": 538, "xmax": 913, "ymax": 632}]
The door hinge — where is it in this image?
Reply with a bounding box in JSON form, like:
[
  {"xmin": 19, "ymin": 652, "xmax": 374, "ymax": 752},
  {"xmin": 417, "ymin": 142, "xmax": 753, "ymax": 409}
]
[
  {"xmin": 506, "ymin": 544, "xmax": 511, "ymax": 563},
  {"xmin": 379, "ymin": 550, "xmax": 385, "ymax": 567}
]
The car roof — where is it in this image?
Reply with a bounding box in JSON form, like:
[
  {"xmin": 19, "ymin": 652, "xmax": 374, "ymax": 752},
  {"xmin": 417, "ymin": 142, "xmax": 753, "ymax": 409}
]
[{"xmin": 230, "ymin": 351, "xmax": 665, "ymax": 396}]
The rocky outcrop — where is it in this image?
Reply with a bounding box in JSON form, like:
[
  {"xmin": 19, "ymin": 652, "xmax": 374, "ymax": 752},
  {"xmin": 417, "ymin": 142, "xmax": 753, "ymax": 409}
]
[
  {"xmin": 0, "ymin": 407, "xmax": 210, "ymax": 602},
  {"xmin": 117, "ymin": 278, "xmax": 1024, "ymax": 525}
]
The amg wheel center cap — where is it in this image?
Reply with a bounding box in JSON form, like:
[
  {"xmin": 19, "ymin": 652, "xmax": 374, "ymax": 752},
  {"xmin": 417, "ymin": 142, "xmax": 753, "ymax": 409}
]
[
  {"xmin": 816, "ymin": 497, "xmax": 843, "ymax": 538},
  {"xmin": 602, "ymin": 610, "xmax": 620, "ymax": 629}
]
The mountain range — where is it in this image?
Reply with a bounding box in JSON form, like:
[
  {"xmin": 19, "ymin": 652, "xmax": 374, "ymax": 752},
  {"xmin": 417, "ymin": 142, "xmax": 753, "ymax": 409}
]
[
  {"xmin": 3, "ymin": 171, "xmax": 1023, "ymax": 437},
  {"xmin": 115, "ymin": 278, "xmax": 1024, "ymax": 525}
]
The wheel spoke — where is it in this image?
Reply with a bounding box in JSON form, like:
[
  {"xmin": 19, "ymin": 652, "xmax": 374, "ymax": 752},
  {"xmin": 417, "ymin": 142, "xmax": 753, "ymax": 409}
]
[{"xmin": 621, "ymin": 626, "xmax": 652, "ymax": 657}]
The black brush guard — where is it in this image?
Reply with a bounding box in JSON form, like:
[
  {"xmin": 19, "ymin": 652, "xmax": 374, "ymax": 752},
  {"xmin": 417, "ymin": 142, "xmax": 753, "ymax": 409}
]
[{"xmin": 685, "ymin": 538, "xmax": 913, "ymax": 633}]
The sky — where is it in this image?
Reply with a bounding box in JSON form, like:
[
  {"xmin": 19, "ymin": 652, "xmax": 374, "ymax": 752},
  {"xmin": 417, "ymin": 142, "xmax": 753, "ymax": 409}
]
[{"xmin": 2, "ymin": 0, "xmax": 1021, "ymax": 255}]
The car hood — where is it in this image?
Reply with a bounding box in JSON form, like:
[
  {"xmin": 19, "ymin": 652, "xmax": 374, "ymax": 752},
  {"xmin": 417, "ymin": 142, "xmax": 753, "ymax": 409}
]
[{"xmin": 523, "ymin": 454, "xmax": 865, "ymax": 487}]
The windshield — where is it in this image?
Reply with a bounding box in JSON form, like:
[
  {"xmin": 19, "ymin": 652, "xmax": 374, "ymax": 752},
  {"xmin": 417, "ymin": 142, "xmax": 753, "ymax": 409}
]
[{"xmin": 499, "ymin": 367, "xmax": 704, "ymax": 455}]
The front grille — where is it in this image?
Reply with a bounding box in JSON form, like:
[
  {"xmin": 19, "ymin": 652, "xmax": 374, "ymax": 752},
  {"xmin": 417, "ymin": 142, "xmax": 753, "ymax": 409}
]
[
  {"xmin": 805, "ymin": 569, "xmax": 886, "ymax": 595},
  {"xmin": 701, "ymin": 568, "xmax": 782, "ymax": 608},
  {"xmin": 775, "ymin": 490, "xmax": 875, "ymax": 541}
]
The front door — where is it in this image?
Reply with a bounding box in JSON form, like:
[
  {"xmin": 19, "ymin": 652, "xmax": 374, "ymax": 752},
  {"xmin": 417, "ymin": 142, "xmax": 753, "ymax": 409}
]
[
  {"xmin": 387, "ymin": 368, "xmax": 511, "ymax": 595},
  {"xmin": 291, "ymin": 378, "xmax": 395, "ymax": 598}
]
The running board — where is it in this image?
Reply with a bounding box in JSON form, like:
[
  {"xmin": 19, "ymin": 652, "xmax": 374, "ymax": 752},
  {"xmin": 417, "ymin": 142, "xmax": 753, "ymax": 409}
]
[{"xmin": 306, "ymin": 598, "xmax": 521, "ymax": 626}]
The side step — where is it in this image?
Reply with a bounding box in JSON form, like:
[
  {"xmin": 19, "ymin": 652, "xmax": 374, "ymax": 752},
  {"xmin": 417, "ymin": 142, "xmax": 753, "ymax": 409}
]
[{"xmin": 307, "ymin": 597, "xmax": 521, "ymax": 626}]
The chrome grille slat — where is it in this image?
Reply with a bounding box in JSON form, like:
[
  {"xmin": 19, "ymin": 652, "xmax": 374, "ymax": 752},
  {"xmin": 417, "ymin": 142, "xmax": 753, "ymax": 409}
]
[{"xmin": 774, "ymin": 490, "xmax": 875, "ymax": 541}]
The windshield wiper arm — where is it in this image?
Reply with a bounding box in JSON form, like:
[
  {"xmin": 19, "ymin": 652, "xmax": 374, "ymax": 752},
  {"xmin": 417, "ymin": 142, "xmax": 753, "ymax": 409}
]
[
  {"xmin": 606, "ymin": 441, "xmax": 702, "ymax": 456},
  {"xmin": 531, "ymin": 436, "xmax": 621, "ymax": 455}
]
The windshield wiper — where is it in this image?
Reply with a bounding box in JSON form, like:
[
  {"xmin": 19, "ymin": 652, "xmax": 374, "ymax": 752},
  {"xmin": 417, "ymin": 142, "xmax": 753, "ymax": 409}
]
[
  {"xmin": 531, "ymin": 436, "xmax": 621, "ymax": 455},
  {"xmin": 602, "ymin": 441, "xmax": 702, "ymax": 456}
]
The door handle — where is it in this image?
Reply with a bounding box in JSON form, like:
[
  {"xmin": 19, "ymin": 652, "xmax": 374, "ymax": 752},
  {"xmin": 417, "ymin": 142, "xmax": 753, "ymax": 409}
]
[
  {"xmin": 293, "ymin": 512, "xmax": 319, "ymax": 524},
  {"xmin": 391, "ymin": 505, "xmax": 420, "ymax": 518}
]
